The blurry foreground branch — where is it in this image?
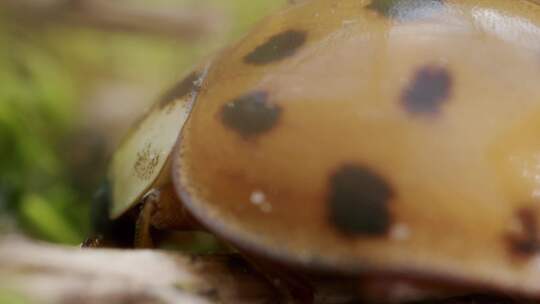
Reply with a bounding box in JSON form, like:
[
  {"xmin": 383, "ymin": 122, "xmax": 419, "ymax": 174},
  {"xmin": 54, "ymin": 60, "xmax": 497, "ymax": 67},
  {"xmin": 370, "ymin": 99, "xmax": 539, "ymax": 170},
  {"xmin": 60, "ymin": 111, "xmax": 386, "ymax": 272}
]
[
  {"xmin": 0, "ymin": 237, "xmax": 279, "ymax": 304},
  {"xmin": 1, "ymin": 0, "xmax": 226, "ymax": 39},
  {"xmin": 0, "ymin": 237, "xmax": 364, "ymax": 304}
]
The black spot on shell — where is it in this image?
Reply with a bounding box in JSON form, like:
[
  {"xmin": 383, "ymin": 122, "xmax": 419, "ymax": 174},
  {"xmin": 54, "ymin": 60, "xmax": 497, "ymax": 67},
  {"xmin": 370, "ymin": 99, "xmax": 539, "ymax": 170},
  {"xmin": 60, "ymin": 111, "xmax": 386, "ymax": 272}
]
[
  {"xmin": 221, "ymin": 91, "xmax": 281, "ymax": 138},
  {"xmin": 402, "ymin": 65, "xmax": 452, "ymax": 115},
  {"xmin": 159, "ymin": 72, "xmax": 201, "ymax": 109},
  {"xmin": 507, "ymin": 208, "xmax": 540, "ymax": 257},
  {"xmin": 328, "ymin": 164, "xmax": 394, "ymax": 236},
  {"xmin": 244, "ymin": 30, "xmax": 307, "ymax": 65},
  {"xmin": 367, "ymin": 0, "xmax": 445, "ymax": 21}
]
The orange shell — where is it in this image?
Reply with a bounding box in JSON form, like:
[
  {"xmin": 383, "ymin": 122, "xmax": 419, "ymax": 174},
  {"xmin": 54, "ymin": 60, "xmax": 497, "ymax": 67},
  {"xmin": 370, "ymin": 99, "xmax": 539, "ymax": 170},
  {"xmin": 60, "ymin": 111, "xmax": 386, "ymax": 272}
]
[{"xmin": 170, "ymin": 0, "xmax": 540, "ymax": 297}]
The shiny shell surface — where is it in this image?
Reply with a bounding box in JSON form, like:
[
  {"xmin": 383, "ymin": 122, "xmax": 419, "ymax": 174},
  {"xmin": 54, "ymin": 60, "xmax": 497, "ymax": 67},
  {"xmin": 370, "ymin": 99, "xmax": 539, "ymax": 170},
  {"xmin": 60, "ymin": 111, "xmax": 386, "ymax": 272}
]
[{"xmin": 113, "ymin": 0, "xmax": 540, "ymax": 297}]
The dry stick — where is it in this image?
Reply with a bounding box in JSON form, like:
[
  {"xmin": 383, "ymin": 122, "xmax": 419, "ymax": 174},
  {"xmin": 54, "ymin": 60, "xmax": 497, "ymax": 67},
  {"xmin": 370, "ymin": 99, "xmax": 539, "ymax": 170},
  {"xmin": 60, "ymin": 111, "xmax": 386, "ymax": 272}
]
[
  {"xmin": 0, "ymin": 237, "xmax": 365, "ymax": 304},
  {"xmin": 0, "ymin": 237, "xmax": 280, "ymax": 304},
  {"xmin": 1, "ymin": 0, "xmax": 227, "ymax": 39},
  {"xmin": 0, "ymin": 239, "xmax": 535, "ymax": 304}
]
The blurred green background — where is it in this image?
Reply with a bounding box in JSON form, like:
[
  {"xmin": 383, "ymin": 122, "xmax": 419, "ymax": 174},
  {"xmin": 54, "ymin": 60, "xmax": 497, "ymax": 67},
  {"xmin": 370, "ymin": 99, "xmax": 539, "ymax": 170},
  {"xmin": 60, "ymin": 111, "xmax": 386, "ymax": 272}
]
[{"xmin": 0, "ymin": 0, "xmax": 287, "ymax": 245}]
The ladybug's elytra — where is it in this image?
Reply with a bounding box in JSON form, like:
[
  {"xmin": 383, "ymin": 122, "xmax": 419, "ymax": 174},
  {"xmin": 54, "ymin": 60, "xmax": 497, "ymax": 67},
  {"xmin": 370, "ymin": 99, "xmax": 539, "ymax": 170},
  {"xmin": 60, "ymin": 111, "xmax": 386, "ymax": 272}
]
[{"xmin": 98, "ymin": 0, "xmax": 540, "ymax": 302}]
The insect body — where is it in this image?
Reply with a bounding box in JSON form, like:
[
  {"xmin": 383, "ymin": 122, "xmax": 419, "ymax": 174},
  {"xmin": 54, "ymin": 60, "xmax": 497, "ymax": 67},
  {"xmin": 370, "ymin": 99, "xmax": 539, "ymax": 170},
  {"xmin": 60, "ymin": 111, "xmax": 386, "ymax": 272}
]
[{"xmin": 103, "ymin": 0, "xmax": 540, "ymax": 302}]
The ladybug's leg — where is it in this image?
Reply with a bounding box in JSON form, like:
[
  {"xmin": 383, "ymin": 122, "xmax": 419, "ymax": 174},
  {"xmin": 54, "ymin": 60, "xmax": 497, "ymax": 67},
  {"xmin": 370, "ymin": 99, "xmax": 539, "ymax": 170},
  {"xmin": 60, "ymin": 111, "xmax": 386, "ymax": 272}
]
[
  {"xmin": 134, "ymin": 192, "xmax": 157, "ymax": 248},
  {"xmin": 134, "ymin": 184, "xmax": 193, "ymax": 248}
]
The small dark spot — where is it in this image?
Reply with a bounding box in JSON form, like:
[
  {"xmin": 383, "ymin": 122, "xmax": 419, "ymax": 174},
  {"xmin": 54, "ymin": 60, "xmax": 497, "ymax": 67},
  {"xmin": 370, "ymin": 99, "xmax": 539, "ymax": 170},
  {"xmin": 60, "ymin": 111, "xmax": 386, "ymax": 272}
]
[
  {"xmin": 244, "ymin": 30, "xmax": 307, "ymax": 65},
  {"xmin": 159, "ymin": 72, "xmax": 201, "ymax": 109},
  {"xmin": 401, "ymin": 65, "xmax": 452, "ymax": 115},
  {"xmin": 328, "ymin": 164, "xmax": 394, "ymax": 236},
  {"xmin": 506, "ymin": 208, "xmax": 540, "ymax": 257},
  {"xmin": 220, "ymin": 91, "xmax": 281, "ymax": 138},
  {"xmin": 367, "ymin": 0, "xmax": 445, "ymax": 21}
]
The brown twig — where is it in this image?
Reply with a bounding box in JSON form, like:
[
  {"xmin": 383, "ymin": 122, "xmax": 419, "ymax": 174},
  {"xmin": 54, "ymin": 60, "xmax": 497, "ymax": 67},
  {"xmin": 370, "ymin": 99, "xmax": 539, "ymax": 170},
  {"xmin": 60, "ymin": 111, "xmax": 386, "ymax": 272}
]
[
  {"xmin": 0, "ymin": 0, "xmax": 227, "ymax": 40},
  {"xmin": 0, "ymin": 236, "xmax": 280, "ymax": 304}
]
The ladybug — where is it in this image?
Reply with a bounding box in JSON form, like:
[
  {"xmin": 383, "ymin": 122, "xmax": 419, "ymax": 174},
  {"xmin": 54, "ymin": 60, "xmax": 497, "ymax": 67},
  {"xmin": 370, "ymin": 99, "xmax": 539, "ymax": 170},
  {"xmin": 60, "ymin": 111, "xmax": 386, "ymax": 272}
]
[{"xmin": 95, "ymin": 0, "xmax": 540, "ymax": 302}]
